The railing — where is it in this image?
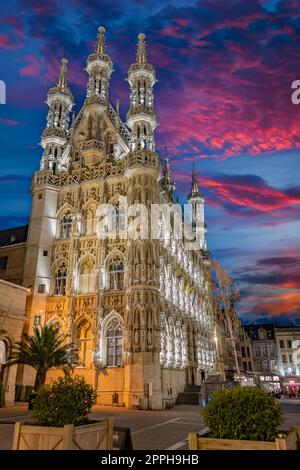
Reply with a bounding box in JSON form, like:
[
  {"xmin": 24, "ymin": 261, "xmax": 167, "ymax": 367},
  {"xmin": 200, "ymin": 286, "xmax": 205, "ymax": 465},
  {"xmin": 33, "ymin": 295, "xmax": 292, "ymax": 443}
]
[
  {"xmin": 80, "ymin": 139, "xmax": 105, "ymax": 151},
  {"xmin": 106, "ymin": 101, "xmax": 131, "ymax": 143},
  {"xmin": 124, "ymin": 150, "xmax": 160, "ymax": 169},
  {"xmin": 33, "ymin": 160, "xmax": 125, "ymax": 187}
]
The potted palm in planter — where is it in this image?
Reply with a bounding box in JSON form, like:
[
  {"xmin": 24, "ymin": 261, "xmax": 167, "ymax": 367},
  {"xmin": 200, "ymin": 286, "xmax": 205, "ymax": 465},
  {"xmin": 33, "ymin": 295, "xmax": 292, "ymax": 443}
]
[
  {"xmin": 189, "ymin": 386, "xmax": 300, "ymax": 450},
  {"xmin": 12, "ymin": 375, "xmax": 113, "ymax": 450},
  {"xmin": 6, "ymin": 323, "xmax": 78, "ymax": 406}
]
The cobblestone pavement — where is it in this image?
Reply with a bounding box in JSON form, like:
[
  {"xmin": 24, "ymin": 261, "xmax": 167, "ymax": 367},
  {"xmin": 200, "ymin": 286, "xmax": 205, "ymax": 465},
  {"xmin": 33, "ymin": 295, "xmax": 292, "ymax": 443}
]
[{"xmin": 0, "ymin": 401, "xmax": 299, "ymax": 450}]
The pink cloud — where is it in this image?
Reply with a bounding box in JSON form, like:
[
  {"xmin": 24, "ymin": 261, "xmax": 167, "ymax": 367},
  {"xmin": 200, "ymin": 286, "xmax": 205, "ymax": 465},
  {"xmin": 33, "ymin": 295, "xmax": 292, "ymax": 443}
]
[
  {"xmin": 19, "ymin": 54, "xmax": 42, "ymax": 77},
  {"xmin": 0, "ymin": 118, "xmax": 20, "ymax": 126}
]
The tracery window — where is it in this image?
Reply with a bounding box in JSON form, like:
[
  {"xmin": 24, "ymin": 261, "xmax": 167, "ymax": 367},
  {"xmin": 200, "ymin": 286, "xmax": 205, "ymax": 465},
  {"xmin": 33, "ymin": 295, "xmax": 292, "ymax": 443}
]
[
  {"xmin": 108, "ymin": 257, "xmax": 124, "ymax": 291},
  {"xmin": 85, "ymin": 206, "xmax": 97, "ymax": 235},
  {"xmin": 111, "ymin": 205, "xmax": 126, "ymax": 232},
  {"xmin": 106, "ymin": 318, "xmax": 123, "ymax": 367},
  {"xmin": 55, "ymin": 264, "xmax": 67, "ymax": 295},
  {"xmin": 0, "ymin": 340, "xmax": 7, "ymax": 365},
  {"xmin": 75, "ymin": 320, "xmax": 92, "ymax": 367},
  {"xmin": 60, "ymin": 213, "xmax": 72, "ymax": 239},
  {"xmin": 0, "ymin": 339, "xmax": 8, "ymax": 382},
  {"xmin": 78, "ymin": 259, "xmax": 96, "ymax": 293}
]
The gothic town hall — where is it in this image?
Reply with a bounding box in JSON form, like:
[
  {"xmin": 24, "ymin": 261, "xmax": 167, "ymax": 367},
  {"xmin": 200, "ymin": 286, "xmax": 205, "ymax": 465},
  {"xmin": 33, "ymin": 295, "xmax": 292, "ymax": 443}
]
[{"xmin": 21, "ymin": 27, "xmax": 216, "ymax": 409}]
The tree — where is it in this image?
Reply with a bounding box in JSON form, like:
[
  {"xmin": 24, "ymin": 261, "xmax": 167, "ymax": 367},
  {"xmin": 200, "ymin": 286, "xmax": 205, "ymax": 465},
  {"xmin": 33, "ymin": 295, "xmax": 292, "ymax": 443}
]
[
  {"xmin": 210, "ymin": 260, "xmax": 241, "ymax": 382},
  {"xmin": 6, "ymin": 324, "xmax": 78, "ymax": 391}
]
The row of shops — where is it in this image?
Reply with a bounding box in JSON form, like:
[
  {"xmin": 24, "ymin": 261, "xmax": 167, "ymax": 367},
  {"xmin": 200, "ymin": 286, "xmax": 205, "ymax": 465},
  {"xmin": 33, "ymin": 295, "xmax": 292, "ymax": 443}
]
[{"xmin": 241, "ymin": 373, "xmax": 300, "ymax": 395}]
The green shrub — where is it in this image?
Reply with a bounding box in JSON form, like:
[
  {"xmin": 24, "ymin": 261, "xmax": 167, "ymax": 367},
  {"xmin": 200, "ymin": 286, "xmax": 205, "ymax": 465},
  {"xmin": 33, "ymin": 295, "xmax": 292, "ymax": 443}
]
[
  {"xmin": 201, "ymin": 386, "xmax": 283, "ymax": 441},
  {"xmin": 31, "ymin": 375, "xmax": 97, "ymax": 427}
]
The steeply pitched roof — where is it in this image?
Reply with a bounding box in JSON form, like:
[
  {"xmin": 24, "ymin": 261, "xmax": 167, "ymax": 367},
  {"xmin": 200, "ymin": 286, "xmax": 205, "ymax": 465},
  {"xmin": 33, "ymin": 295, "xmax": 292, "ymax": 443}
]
[{"xmin": 0, "ymin": 225, "xmax": 28, "ymax": 247}]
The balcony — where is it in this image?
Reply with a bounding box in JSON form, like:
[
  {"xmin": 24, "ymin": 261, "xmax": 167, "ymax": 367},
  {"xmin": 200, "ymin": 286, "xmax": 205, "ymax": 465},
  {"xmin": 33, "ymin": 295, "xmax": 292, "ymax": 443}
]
[{"xmin": 80, "ymin": 139, "xmax": 105, "ymax": 166}]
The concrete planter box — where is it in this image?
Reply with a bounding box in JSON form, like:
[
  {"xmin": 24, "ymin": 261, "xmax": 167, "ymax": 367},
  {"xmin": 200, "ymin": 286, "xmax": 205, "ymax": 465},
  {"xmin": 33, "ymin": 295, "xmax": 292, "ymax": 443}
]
[
  {"xmin": 12, "ymin": 418, "xmax": 113, "ymax": 450},
  {"xmin": 189, "ymin": 427, "xmax": 300, "ymax": 451}
]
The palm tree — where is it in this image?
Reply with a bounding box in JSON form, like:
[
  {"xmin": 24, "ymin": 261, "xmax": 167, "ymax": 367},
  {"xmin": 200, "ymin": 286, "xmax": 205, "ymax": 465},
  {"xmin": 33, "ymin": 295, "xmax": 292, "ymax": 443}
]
[{"xmin": 6, "ymin": 324, "xmax": 78, "ymax": 391}]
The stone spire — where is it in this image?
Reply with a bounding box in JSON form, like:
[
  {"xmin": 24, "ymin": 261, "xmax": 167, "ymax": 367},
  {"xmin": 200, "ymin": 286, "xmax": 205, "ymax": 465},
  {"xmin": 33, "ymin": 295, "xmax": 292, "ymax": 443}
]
[
  {"xmin": 86, "ymin": 26, "xmax": 113, "ymax": 101},
  {"xmin": 187, "ymin": 164, "xmax": 206, "ymax": 250},
  {"xmin": 161, "ymin": 150, "xmax": 175, "ymax": 201},
  {"xmin": 126, "ymin": 33, "xmax": 157, "ymax": 152},
  {"xmin": 40, "ymin": 58, "xmax": 74, "ymax": 172},
  {"xmin": 188, "ymin": 164, "xmax": 203, "ymax": 200}
]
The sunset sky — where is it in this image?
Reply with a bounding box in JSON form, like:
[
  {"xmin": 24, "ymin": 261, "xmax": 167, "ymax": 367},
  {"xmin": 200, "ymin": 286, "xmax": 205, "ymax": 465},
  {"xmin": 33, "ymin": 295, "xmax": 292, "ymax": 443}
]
[{"xmin": 0, "ymin": 0, "xmax": 299, "ymax": 323}]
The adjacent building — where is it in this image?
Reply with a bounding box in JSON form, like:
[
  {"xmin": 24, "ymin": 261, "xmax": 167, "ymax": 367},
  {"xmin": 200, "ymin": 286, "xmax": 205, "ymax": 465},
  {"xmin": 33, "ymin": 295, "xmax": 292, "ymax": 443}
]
[
  {"xmin": 244, "ymin": 324, "xmax": 280, "ymax": 392},
  {"xmin": 0, "ymin": 225, "xmax": 28, "ymax": 285},
  {"xmin": 0, "ymin": 279, "xmax": 28, "ymax": 406},
  {"xmin": 275, "ymin": 326, "xmax": 300, "ymax": 393},
  {"xmin": 240, "ymin": 326, "xmax": 254, "ymax": 374}
]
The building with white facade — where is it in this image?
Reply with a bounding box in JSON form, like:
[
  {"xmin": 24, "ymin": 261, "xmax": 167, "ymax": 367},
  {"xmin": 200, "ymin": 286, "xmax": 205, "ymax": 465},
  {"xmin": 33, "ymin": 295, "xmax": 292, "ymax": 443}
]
[{"xmin": 18, "ymin": 27, "xmax": 217, "ymax": 409}]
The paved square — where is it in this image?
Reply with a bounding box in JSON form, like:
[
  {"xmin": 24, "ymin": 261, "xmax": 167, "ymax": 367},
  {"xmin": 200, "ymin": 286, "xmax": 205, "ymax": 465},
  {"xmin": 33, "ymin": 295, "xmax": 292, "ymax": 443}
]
[{"xmin": 0, "ymin": 401, "xmax": 299, "ymax": 450}]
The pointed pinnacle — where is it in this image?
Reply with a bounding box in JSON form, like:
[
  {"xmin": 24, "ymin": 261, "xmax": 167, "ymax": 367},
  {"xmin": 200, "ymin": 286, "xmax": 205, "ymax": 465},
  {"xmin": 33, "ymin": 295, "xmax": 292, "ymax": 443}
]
[
  {"xmin": 57, "ymin": 58, "xmax": 68, "ymax": 89},
  {"xmin": 190, "ymin": 166, "xmax": 202, "ymax": 198},
  {"xmin": 96, "ymin": 26, "xmax": 106, "ymax": 54},
  {"xmin": 136, "ymin": 32, "xmax": 147, "ymax": 63}
]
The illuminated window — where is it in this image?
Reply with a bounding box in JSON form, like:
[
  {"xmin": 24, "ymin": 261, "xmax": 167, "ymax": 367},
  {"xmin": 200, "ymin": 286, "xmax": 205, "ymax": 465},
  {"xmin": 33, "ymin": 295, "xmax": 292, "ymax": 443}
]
[
  {"xmin": 108, "ymin": 257, "xmax": 124, "ymax": 291},
  {"xmin": 282, "ymin": 354, "xmax": 287, "ymax": 364},
  {"xmin": 262, "ymin": 360, "xmax": 269, "ymax": 371},
  {"xmin": 106, "ymin": 318, "xmax": 123, "ymax": 367},
  {"xmin": 60, "ymin": 213, "xmax": 72, "ymax": 238},
  {"xmin": 111, "ymin": 205, "xmax": 126, "ymax": 232},
  {"xmin": 55, "ymin": 265, "xmax": 67, "ymax": 295},
  {"xmin": 85, "ymin": 207, "xmax": 97, "ymax": 235},
  {"xmin": 261, "ymin": 344, "xmax": 267, "ymax": 357},
  {"xmin": 75, "ymin": 320, "xmax": 92, "ymax": 368},
  {"xmin": 78, "ymin": 259, "xmax": 95, "ymax": 293},
  {"xmin": 0, "ymin": 340, "xmax": 7, "ymax": 365},
  {"xmin": 258, "ymin": 329, "xmax": 266, "ymax": 340}
]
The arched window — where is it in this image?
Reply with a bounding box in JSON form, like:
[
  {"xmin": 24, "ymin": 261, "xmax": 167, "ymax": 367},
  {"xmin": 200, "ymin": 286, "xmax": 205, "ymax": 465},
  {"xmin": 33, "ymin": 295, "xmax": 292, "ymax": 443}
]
[
  {"xmin": 78, "ymin": 258, "xmax": 95, "ymax": 293},
  {"xmin": 75, "ymin": 320, "xmax": 92, "ymax": 367},
  {"xmin": 60, "ymin": 213, "xmax": 72, "ymax": 239},
  {"xmin": 0, "ymin": 340, "xmax": 7, "ymax": 365},
  {"xmin": 0, "ymin": 339, "xmax": 8, "ymax": 382},
  {"xmin": 108, "ymin": 256, "xmax": 124, "ymax": 291},
  {"xmin": 55, "ymin": 264, "xmax": 67, "ymax": 295},
  {"xmin": 110, "ymin": 204, "xmax": 126, "ymax": 232},
  {"xmin": 85, "ymin": 206, "xmax": 97, "ymax": 235},
  {"xmin": 106, "ymin": 318, "xmax": 123, "ymax": 367}
]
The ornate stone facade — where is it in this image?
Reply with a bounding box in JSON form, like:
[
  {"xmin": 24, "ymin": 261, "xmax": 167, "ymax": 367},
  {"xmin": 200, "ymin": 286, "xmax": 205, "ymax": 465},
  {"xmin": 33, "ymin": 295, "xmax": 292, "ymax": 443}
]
[{"xmin": 22, "ymin": 28, "xmax": 216, "ymax": 409}]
